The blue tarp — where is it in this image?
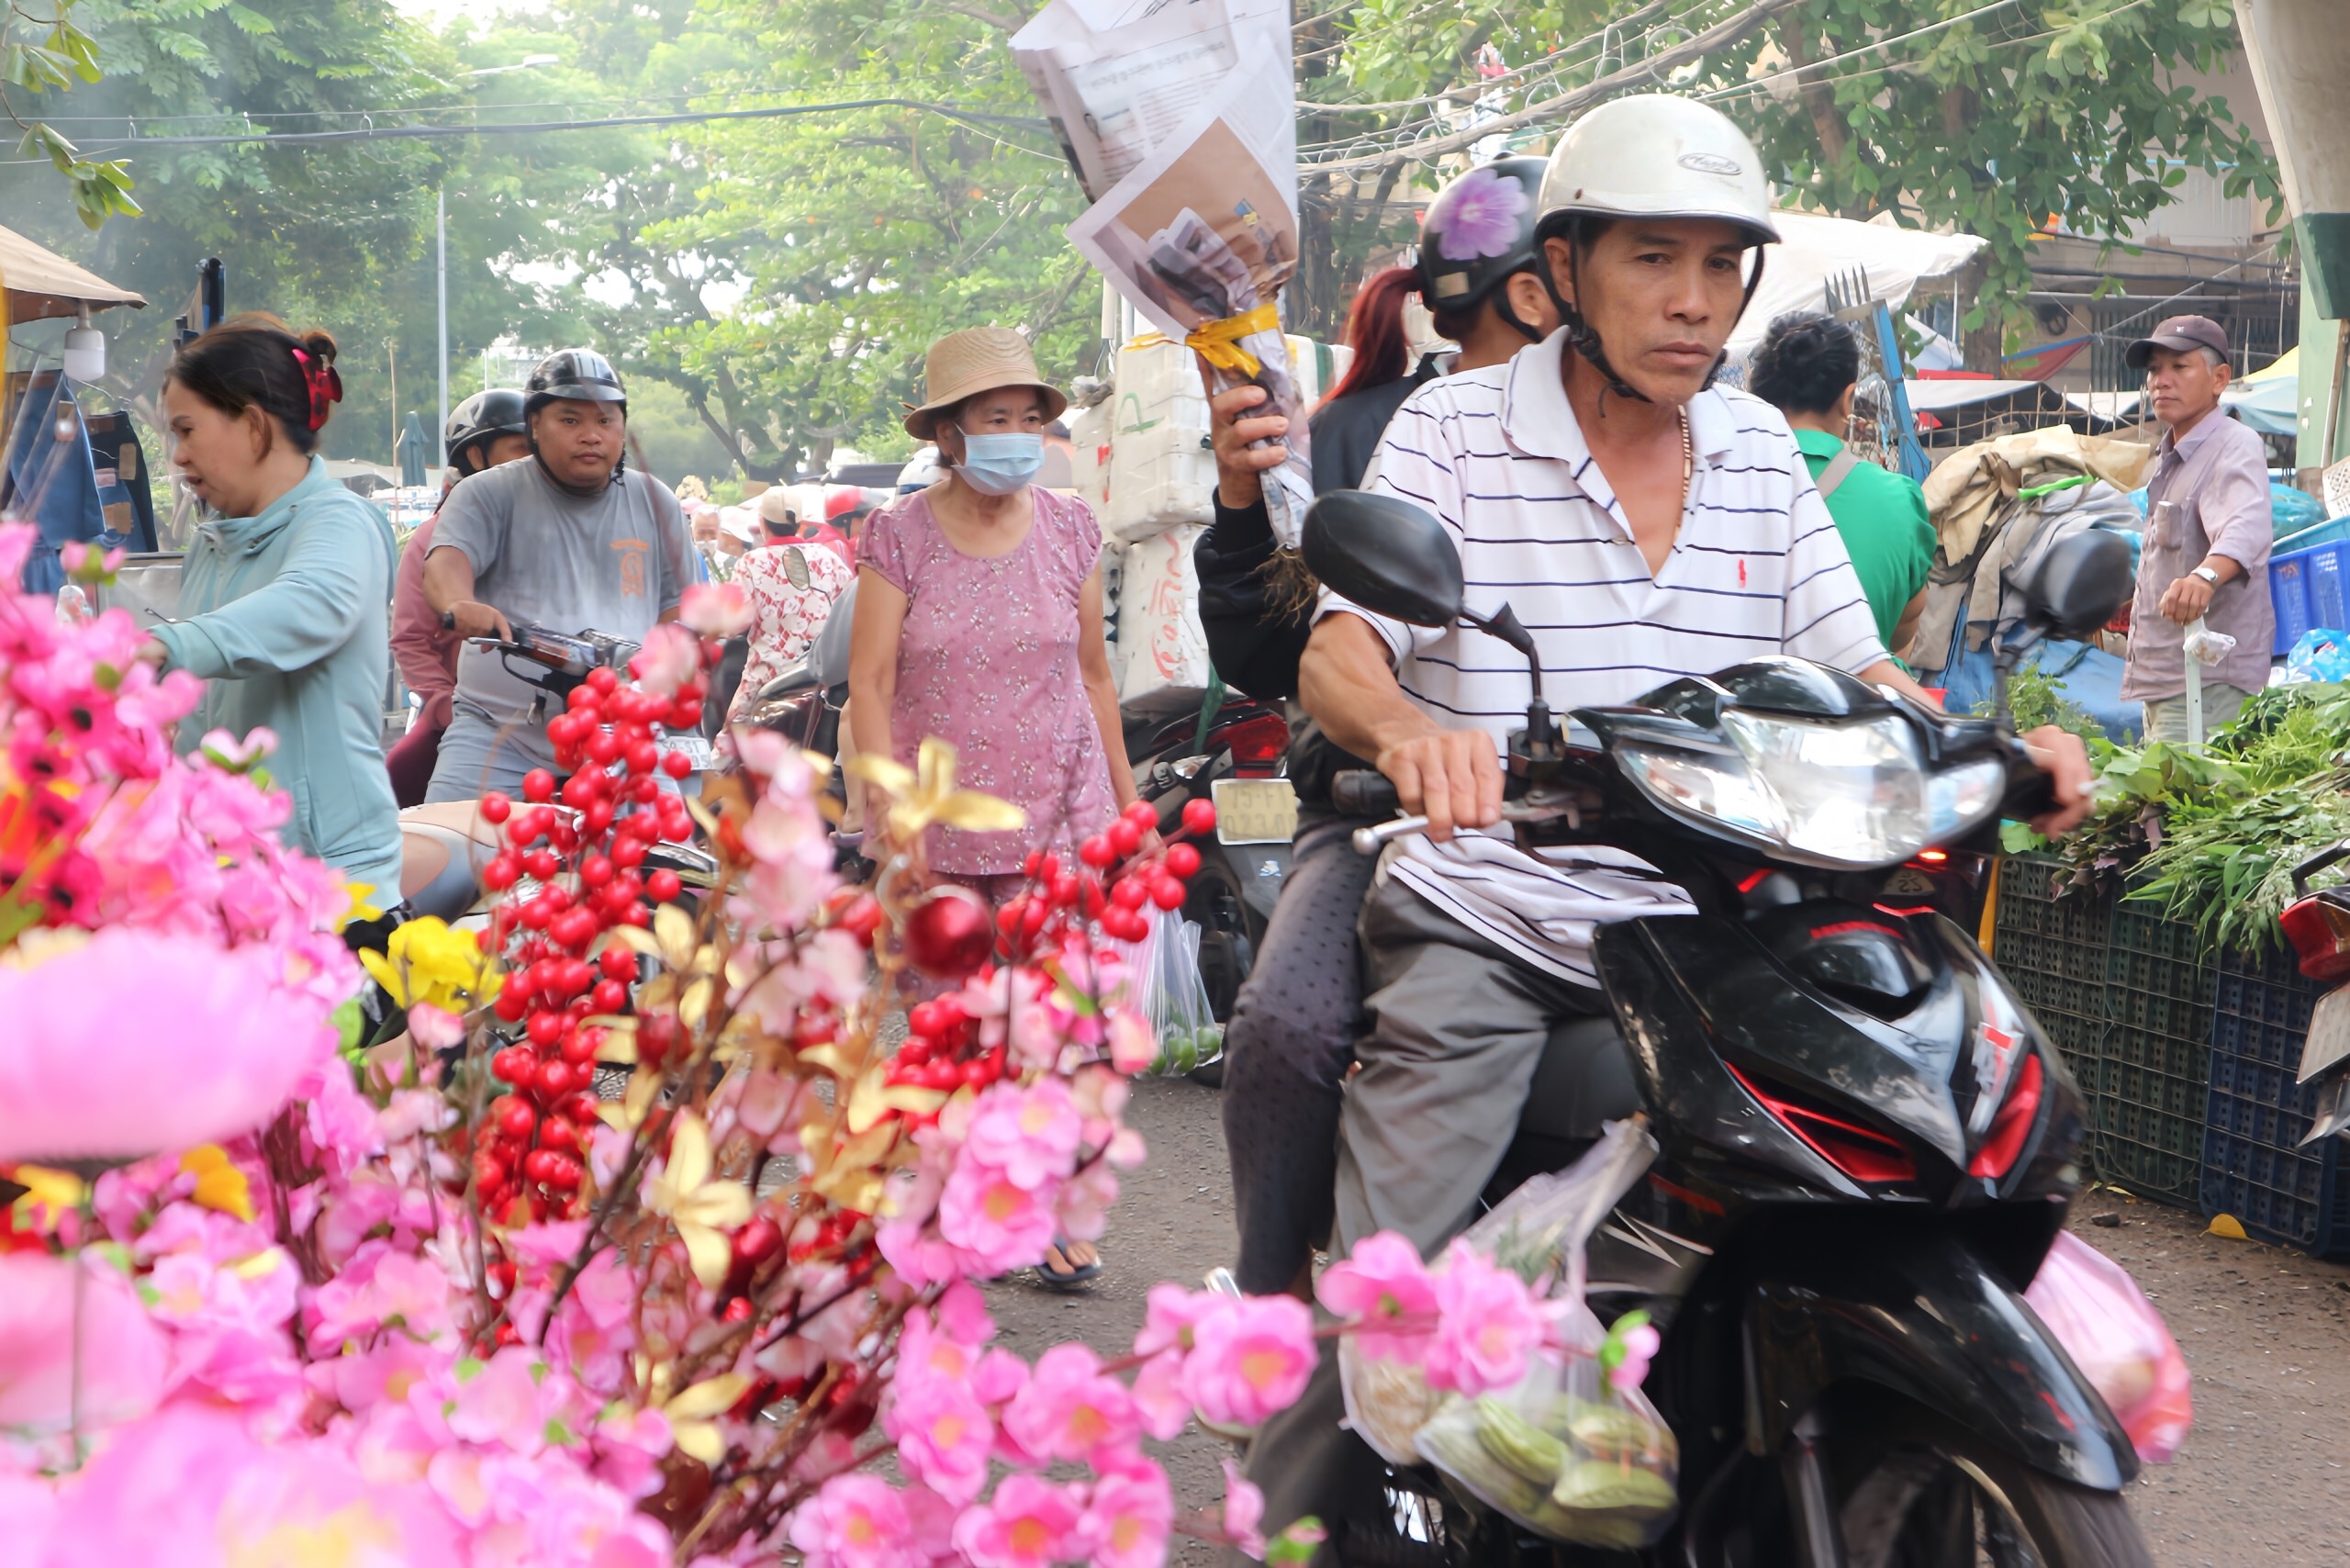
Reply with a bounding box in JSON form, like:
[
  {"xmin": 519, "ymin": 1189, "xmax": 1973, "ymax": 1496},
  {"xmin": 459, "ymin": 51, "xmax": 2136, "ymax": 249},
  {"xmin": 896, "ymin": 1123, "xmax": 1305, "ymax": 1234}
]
[{"xmin": 1, "ymin": 373, "xmax": 106, "ymax": 596}]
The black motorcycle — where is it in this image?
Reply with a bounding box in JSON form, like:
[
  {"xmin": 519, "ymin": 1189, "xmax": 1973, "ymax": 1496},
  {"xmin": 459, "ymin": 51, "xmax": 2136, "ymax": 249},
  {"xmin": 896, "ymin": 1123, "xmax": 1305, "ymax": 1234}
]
[
  {"xmin": 1125, "ymin": 697, "xmax": 1295, "ymax": 1024},
  {"xmin": 1303, "ymin": 490, "xmax": 2148, "ymax": 1567}
]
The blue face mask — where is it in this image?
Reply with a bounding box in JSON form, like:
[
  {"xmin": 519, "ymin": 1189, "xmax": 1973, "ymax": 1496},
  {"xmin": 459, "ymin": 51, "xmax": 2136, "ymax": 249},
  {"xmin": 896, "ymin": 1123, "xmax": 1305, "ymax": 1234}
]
[{"xmin": 956, "ymin": 430, "xmax": 1045, "ymax": 496}]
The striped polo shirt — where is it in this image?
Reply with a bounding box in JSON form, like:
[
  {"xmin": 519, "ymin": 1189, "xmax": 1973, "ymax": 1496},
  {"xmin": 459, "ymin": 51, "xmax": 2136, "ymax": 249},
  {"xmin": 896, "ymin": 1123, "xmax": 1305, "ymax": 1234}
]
[{"xmin": 1319, "ymin": 329, "xmax": 1887, "ymax": 984}]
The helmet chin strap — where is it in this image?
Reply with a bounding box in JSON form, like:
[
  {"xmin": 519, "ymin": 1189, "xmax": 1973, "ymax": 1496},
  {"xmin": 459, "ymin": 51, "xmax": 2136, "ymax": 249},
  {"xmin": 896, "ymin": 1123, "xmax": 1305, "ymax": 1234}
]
[{"xmin": 1541, "ymin": 220, "xmax": 1772, "ymax": 409}]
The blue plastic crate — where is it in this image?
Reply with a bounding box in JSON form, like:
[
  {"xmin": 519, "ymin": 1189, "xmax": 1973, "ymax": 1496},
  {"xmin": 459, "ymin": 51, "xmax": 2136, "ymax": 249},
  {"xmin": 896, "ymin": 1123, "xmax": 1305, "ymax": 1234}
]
[
  {"xmin": 2269, "ymin": 534, "xmax": 2350, "ymax": 655},
  {"xmin": 2199, "ymin": 945, "xmax": 2350, "ymax": 1257}
]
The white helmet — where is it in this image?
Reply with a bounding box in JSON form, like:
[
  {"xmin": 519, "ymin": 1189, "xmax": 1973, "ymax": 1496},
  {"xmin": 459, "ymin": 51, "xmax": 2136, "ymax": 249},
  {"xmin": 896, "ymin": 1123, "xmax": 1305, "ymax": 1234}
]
[
  {"xmin": 1535, "ymin": 95, "xmax": 1779, "ymax": 245},
  {"xmin": 895, "ymin": 445, "xmax": 944, "ymax": 493},
  {"xmin": 1534, "ymin": 95, "xmax": 1777, "ymax": 400}
]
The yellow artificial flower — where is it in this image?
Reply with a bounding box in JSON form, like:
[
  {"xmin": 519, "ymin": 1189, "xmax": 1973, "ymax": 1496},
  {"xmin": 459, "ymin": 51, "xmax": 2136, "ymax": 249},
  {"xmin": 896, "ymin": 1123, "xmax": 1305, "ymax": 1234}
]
[
  {"xmin": 644, "ymin": 1113, "xmax": 753, "ymax": 1289},
  {"xmin": 5, "ymin": 1164, "xmax": 85, "ymax": 1233},
  {"xmin": 359, "ymin": 915, "xmax": 503, "ymax": 1014},
  {"xmin": 848, "ymin": 737, "xmax": 1025, "ymax": 846},
  {"xmin": 181, "ymin": 1145, "xmax": 255, "ymax": 1223},
  {"xmin": 338, "ymin": 880, "xmax": 386, "ymax": 932}
]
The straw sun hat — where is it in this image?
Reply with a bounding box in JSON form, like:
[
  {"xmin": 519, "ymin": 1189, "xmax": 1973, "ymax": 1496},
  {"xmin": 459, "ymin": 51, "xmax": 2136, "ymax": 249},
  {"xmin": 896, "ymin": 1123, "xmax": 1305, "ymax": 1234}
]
[{"xmin": 902, "ymin": 326, "xmax": 1068, "ymax": 440}]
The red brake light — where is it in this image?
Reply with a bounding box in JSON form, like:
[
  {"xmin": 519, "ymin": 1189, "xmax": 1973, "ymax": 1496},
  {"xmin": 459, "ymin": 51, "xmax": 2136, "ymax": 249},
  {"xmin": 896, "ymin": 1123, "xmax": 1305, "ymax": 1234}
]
[
  {"xmin": 1218, "ymin": 711, "xmax": 1292, "ymax": 775},
  {"xmin": 1726, "ymin": 1063, "xmax": 1918, "ymax": 1185},
  {"xmin": 1967, "ymin": 1052, "xmax": 2044, "ymax": 1180},
  {"xmin": 2280, "ymin": 896, "xmax": 2350, "ymax": 982},
  {"xmin": 1914, "ymin": 849, "xmax": 1948, "ymax": 865}
]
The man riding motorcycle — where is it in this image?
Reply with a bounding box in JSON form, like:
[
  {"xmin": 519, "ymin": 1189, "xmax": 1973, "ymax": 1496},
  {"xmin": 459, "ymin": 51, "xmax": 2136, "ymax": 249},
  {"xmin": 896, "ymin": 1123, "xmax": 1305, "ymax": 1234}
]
[
  {"xmin": 1296, "ymin": 95, "xmax": 2096, "ymax": 1260},
  {"xmin": 420, "ymin": 348, "xmax": 694, "ymax": 802},
  {"xmin": 1202, "ymin": 156, "xmax": 1564, "ymax": 1299}
]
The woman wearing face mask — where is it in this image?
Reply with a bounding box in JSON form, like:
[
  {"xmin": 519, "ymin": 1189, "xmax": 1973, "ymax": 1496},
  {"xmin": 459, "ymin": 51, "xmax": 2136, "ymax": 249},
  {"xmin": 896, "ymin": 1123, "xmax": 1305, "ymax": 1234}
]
[
  {"xmin": 850, "ymin": 328, "xmax": 1136, "ymax": 901},
  {"xmin": 852, "ymin": 327, "xmax": 1133, "ymax": 1289}
]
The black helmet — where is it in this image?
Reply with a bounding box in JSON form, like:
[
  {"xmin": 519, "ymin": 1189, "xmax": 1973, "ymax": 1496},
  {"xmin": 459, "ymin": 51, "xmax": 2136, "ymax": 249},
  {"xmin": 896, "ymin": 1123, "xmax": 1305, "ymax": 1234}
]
[
  {"xmin": 1417, "ymin": 157, "xmax": 1546, "ymax": 342},
  {"xmin": 444, "ymin": 387, "xmax": 529, "ymax": 470},
  {"xmin": 523, "ymin": 348, "xmax": 628, "ymax": 417}
]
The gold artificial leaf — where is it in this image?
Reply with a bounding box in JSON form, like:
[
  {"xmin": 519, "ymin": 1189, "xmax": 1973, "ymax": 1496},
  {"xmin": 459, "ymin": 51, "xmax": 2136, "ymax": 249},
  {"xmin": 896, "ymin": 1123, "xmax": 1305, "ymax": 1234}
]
[
  {"xmin": 604, "ymin": 925, "xmax": 663, "ymax": 958},
  {"xmin": 654, "ymin": 905, "xmax": 698, "ymax": 970},
  {"xmin": 878, "ymin": 1083, "xmax": 950, "ymax": 1117},
  {"xmin": 685, "ymin": 794, "xmax": 721, "ymax": 837},
  {"xmin": 929, "ymin": 791, "xmax": 1027, "ymax": 833},
  {"xmin": 672, "ymin": 1421, "xmax": 726, "ymax": 1466},
  {"xmin": 666, "ymin": 1373, "xmax": 754, "ymax": 1421},
  {"xmin": 799, "ymin": 1042, "xmax": 856, "ymax": 1079},
  {"xmin": 678, "ymin": 976, "xmax": 715, "ymax": 1033},
  {"xmin": 845, "ymin": 754, "xmax": 915, "ymax": 793}
]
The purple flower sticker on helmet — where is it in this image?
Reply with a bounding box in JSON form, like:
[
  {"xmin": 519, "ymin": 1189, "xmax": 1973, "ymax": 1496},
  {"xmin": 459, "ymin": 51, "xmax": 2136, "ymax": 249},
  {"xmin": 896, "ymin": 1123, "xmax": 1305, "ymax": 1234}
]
[{"xmin": 1429, "ymin": 167, "xmax": 1530, "ymax": 263}]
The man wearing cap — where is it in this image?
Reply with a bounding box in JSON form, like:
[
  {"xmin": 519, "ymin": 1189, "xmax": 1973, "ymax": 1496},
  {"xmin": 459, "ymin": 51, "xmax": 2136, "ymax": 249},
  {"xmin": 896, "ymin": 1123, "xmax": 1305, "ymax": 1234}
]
[{"xmin": 2120, "ymin": 315, "xmax": 2273, "ymax": 742}]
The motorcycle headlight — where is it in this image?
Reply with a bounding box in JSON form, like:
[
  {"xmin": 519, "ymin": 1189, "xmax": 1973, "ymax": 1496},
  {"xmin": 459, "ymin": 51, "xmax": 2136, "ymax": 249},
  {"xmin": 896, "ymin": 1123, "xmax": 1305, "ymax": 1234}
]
[{"xmin": 1617, "ymin": 712, "xmax": 2005, "ymax": 868}]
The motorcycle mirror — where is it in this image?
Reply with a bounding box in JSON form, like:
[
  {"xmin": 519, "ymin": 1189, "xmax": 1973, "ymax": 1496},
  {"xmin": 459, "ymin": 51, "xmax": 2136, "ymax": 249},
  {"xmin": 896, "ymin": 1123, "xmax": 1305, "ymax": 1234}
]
[
  {"xmin": 2023, "ymin": 529, "xmax": 2132, "ymax": 642},
  {"xmin": 1300, "ymin": 490, "xmax": 1465, "ymax": 629}
]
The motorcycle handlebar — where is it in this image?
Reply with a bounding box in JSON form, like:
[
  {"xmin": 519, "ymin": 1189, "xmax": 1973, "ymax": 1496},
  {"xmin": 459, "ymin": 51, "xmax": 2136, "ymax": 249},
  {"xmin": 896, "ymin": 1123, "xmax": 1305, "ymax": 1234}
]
[{"xmin": 1331, "ymin": 770, "xmax": 1400, "ymax": 818}]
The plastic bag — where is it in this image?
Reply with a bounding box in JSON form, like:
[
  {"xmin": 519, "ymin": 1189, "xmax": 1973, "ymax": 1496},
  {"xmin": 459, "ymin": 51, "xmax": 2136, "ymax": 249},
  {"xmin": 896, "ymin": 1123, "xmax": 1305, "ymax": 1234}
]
[
  {"xmin": 2282, "ymin": 629, "xmax": 2350, "ymax": 686},
  {"xmin": 1341, "ymin": 1120, "xmax": 1677, "ymax": 1547},
  {"xmin": 1130, "ymin": 905, "xmax": 1221, "ymax": 1075},
  {"xmin": 1413, "ymin": 1343, "xmax": 1679, "ymax": 1551},
  {"xmin": 2024, "ymin": 1231, "xmax": 2192, "ymax": 1464}
]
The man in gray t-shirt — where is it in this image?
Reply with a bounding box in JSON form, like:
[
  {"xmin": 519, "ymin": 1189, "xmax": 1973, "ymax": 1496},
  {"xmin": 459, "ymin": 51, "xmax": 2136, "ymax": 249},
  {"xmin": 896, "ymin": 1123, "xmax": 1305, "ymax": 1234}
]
[{"xmin": 420, "ymin": 347, "xmax": 691, "ymax": 801}]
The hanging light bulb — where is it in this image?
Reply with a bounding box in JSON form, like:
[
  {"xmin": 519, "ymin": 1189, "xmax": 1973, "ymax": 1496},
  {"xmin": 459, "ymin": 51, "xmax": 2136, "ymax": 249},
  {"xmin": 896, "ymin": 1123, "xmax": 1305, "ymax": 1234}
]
[{"xmin": 62, "ymin": 302, "xmax": 106, "ymax": 383}]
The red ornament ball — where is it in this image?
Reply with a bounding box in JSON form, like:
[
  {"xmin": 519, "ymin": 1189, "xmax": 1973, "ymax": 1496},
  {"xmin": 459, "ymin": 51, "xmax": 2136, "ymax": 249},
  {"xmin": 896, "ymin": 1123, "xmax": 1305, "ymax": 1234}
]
[{"xmin": 902, "ymin": 885, "xmax": 997, "ymax": 980}]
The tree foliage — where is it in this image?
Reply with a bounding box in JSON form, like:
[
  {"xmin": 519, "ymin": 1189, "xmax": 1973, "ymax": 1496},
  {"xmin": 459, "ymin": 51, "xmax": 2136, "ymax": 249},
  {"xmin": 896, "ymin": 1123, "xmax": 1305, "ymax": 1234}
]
[{"xmin": 2, "ymin": 0, "xmax": 2287, "ymax": 479}]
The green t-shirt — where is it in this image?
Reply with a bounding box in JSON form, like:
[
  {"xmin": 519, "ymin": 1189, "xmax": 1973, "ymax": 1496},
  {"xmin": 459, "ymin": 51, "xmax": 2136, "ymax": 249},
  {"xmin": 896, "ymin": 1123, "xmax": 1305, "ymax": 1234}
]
[{"xmin": 1794, "ymin": 428, "xmax": 1936, "ymax": 654}]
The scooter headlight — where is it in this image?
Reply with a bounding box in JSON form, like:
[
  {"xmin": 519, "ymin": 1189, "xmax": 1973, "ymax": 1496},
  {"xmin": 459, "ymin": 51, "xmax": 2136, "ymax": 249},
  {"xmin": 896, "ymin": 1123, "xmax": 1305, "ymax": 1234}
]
[{"xmin": 1617, "ymin": 712, "xmax": 2004, "ymax": 868}]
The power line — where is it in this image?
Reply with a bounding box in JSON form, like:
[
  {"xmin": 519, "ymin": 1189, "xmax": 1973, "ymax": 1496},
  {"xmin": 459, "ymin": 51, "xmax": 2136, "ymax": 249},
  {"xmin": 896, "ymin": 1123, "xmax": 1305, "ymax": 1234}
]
[{"xmin": 69, "ymin": 97, "xmax": 1050, "ymax": 152}]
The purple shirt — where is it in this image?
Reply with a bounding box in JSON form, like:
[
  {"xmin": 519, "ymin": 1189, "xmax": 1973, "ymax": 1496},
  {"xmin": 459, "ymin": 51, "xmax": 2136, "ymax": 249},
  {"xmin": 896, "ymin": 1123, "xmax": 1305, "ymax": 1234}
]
[
  {"xmin": 2121, "ymin": 411, "xmax": 2273, "ymax": 701},
  {"xmin": 859, "ymin": 487, "xmax": 1117, "ymax": 876}
]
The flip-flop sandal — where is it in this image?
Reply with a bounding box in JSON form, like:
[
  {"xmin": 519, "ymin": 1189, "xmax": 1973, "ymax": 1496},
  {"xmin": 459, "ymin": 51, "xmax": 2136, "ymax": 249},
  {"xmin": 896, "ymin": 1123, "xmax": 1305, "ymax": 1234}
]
[{"xmin": 1035, "ymin": 1240, "xmax": 1102, "ymax": 1290}]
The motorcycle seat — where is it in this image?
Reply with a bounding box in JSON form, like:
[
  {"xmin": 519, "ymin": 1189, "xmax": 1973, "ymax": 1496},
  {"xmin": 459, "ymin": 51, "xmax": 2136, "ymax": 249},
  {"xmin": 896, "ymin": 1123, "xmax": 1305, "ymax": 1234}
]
[
  {"xmin": 759, "ymin": 660, "xmax": 818, "ymax": 702},
  {"xmin": 1516, "ymin": 1015, "xmax": 1640, "ymax": 1143}
]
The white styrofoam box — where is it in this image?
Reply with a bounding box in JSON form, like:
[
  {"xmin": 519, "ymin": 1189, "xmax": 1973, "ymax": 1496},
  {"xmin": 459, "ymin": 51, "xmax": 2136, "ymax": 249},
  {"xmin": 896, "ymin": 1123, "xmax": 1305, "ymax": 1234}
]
[
  {"xmin": 1285, "ymin": 334, "xmax": 1356, "ymax": 410},
  {"xmin": 1100, "ymin": 539, "xmax": 1129, "ymax": 693},
  {"xmin": 1116, "ymin": 525, "xmax": 1209, "ymax": 711},
  {"xmin": 1103, "ymin": 339, "xmax": 1216, "ymax": 543},
  {"xmin": 1069, "ymin": 394, "xmax": 1113, "ymax": 521}
]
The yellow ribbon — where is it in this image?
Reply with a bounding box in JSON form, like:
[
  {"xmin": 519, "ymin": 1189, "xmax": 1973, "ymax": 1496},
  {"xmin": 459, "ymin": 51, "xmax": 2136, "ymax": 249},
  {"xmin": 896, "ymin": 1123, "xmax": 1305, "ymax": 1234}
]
[{"xmin": 1183, "ymin": 302, "xmax": 1280, "ymax": 379}]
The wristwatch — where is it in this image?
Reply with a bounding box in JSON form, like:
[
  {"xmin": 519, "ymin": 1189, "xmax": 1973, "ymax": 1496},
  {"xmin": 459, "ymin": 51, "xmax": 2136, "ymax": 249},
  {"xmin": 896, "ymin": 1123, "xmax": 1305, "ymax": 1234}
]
[
  {"xmin": 2190, "ymin": 566, "xmax": 2221, "ymax": 588},
  {"xmin": 440, "ymin": 607, "xmax": 458, "ymax": 631}
]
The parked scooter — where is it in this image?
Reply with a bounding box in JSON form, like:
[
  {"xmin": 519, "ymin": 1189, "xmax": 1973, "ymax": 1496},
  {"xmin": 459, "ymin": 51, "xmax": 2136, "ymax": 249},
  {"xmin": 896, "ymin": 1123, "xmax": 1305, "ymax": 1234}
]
[
  {"xmin": 2275, "ymin": 845, "xmax": 2350, "ymax": 1140},
  {"xmin": 1125, "ymin": 696, "xmax": 1294, "ymax": 1023},
  {"xmin": 1304, "ymin": 490, "xmax": 2149, "ymax": 1566}
]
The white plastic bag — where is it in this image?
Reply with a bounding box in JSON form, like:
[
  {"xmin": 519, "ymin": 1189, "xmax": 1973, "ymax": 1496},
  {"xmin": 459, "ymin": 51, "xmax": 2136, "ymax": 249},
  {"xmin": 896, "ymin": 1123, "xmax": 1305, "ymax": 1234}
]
[{"xmin": 1129, "ymin": 905, "xmax": 1221, "ymax": 1075}]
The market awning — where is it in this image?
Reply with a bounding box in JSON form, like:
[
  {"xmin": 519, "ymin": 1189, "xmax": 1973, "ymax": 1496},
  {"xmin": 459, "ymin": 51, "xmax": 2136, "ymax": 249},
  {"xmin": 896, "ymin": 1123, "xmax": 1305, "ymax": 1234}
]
[
  {"xmin": 1726, "ymin": 211, "xmax": 1986, "ymax": 355},
  {"xmin": 0, "ymin": 222, "xmax": 145, "ymax": 323}
]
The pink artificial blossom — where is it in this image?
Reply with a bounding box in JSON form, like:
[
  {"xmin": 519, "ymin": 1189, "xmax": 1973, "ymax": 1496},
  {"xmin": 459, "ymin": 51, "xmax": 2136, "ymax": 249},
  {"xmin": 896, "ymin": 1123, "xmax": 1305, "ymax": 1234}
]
[
  {"xmin": 935, "ymin": 1148, "xmax": 1060, "ymax": 1276},
  {"xmin": 788, "ymin": 1473, "xmax": 923, "ymax": 1568},
  {"xmin": 886, "ymin": 1366, "xmax": 996, "ymax": 1505},
  {"xmin": 1081, "ymin": 1461, "xmax": 1174, "ymax": 1568},
  {"xmin": 953, "ymin": 1473, "xmax": 1084, "ymax": 1568},
  {"xmin": 962, "ymin": 1078, "xmax": 1082, "ymax": 1192},
  {"xmin": 679, "ymin": 581, "xmax": 753, "ymax": 637},
  {"xmin": 0, "ymin": 928, "xmax": 336, "ymax": 1161},
  {"xmin": 1002, "ymin": 1341, "xmax": 1141, "ymax": 1467},
  {"xmin": 1316, "ymin": 1230, "xmax": 1438, "ymax": 1362},
  {"xmin": 1180, "ymin": 1293, "xmax": 1317, "ymax": 1428},
  {"xmin": 1222, "ymin": 1457, "xmax": 1269, "ymax": 1559},
  {"xmin": 1423, "ymin": 1238, "xmax": 1547, "ymax": 1396}
]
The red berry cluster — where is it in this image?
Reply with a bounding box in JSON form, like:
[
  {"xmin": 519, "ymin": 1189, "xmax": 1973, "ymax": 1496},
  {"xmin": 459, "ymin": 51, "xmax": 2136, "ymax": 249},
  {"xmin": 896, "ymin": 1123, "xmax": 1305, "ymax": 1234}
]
[
  {"xmin": 997, "ymin": 797, "xmax": 1216, "ymax": 955},
  {"xmin": 881, "ymin": 995, "xmax": 1010, "ymax": 1107},
  {"xmin": 461, "ymin": 661, "xmax": 711, "ymax": 1228}
]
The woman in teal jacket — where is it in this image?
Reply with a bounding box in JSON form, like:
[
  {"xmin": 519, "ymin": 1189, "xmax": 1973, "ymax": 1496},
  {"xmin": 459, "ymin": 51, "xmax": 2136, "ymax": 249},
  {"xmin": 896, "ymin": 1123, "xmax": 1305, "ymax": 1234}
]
[{"xmin": 151, "ymin": 314, "xmax": 402, "ymax": 899}]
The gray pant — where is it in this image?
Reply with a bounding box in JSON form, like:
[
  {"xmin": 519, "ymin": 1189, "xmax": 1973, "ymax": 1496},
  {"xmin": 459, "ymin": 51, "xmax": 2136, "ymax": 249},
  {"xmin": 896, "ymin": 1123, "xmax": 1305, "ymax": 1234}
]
[
  {"xmin": 1221, "ymin": 819, "xmax": 1377, "ymax": 1294},
  {"xmin": 1334, "ymin": 876, "xmax": 1617, "ymax": 1259},
  {"xmin": 2140, "ymin": 682, "xmax": 2254, "ymax": 745},
  {"xmin": 424, "ymin": 709, "xmax": 554, "ymax": 803}
]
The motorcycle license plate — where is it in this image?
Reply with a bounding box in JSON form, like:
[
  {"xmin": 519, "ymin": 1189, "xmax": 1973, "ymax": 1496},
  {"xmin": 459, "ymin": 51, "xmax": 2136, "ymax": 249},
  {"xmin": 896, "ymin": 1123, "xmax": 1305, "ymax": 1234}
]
[
  {"xmin": 2300, "ymin": 986, "xmax": 2350, "ymax": 1083},
  {"xmin": 1211, "ymin": 778, "xmax": 1296, "ymax": 845},
  {"xmin": 659, "ymin": 734, "xmax": 716, "ymax": 774}
]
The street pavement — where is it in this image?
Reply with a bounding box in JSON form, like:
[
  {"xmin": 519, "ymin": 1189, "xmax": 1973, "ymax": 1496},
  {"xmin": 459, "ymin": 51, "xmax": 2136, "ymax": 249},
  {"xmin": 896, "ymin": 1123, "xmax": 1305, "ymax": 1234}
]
[{"xmin": 981, "ymin": 1076, "xmax": 2350, "ymax": 1566}]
